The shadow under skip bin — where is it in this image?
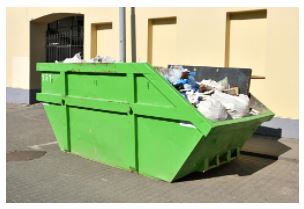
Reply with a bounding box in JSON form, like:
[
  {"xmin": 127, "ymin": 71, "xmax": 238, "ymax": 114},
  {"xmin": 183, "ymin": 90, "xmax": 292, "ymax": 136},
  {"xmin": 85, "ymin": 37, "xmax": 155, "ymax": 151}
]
[
  {"xmin": 178, "ymin": 135, "xmax": 292, "ymax": 182},
  {"xmin": 241, "ymin": 135, "xmax": 291, "ymax": 160},
  {"xmin": 178, "ymin": 154, "xmax": 276, "ymax": 182}
]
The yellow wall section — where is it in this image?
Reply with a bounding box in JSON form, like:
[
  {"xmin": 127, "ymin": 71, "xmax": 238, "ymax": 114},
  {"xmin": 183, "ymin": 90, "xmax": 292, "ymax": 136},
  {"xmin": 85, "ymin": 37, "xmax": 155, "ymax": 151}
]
[
  {"xmin": 263, "ymin": 8, "xmax": 298, "ymax": 119},
  {"xmin": 6, "ymin": 8, "xmax": 30, "ymax": 89},
  {"xmin": 148, "ymin": 17, "xmax": 177, "ymax": 67},
  {"xmin": 96, "ymin": 24, "xmax": 116, "ymax": 59},
  {"xmin": 228, "ymin": 11, "xmax": 267, "ymax": 77},
  {"xmin": 6, "ymin": 8, "xmax": 299, "ymax": 119},
  {"xmin": 226, "ymin": 10, "xmax": 268, "ymax": 115},
  {"xmin": 91, "ymin": 22, "xmax": 115, "ymax": 58}
]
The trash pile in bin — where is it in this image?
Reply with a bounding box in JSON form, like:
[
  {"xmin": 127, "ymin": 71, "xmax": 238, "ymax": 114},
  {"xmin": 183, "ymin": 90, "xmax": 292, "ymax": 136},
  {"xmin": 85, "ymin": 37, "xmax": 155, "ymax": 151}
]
[
  {"xmin": 55, "ymin": 52, "xmax": 116, "ymax": 64},
  {"xmin": 160, "ymin": 66, "xmax": 259, "ymax": 121}
]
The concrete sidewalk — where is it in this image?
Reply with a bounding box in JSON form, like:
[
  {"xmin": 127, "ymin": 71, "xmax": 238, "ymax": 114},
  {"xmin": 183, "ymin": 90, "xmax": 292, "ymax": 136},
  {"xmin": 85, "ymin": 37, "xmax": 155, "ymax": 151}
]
[{"xmin": 6, "ymin": 103, "xmax": 299, "ymax": 202}]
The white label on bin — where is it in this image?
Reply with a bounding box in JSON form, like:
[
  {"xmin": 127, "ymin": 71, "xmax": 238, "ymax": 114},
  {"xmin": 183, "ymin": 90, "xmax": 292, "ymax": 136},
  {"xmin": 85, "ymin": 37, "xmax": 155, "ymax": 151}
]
[
  {"xmin": 42, "ymin": 73, "xmax": 53, "ymax": 82},
  {"xmin": 179, "ymin": 122, "xmax": 196, "ymax": 129}
]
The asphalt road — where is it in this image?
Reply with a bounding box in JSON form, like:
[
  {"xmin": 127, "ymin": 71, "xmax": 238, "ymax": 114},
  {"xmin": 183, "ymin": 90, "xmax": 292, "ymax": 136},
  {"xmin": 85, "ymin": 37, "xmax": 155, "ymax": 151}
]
[{"xmin": 6, "ymin": 103, "xmax": 299, "ymax": 202}]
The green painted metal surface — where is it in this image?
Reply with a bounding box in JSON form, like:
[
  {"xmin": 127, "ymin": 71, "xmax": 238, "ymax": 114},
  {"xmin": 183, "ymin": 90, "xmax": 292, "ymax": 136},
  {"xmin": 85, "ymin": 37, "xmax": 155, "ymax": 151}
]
[{"xmin": 36, "ymin": 63, "xmax": 274, "ymax": 182}]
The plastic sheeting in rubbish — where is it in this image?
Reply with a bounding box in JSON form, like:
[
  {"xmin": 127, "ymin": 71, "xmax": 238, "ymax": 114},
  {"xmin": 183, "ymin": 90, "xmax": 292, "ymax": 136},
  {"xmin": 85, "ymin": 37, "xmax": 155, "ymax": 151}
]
[
  {"xmin": 163, "ymin": 66, "xmax": 199, "ymax": 91},
  {"xmin": 185, "ymin": 91, "xmax": 208, "ymax": 105},
  {"xmin": 164, "ymin": 66, "xmax": 183, "ymax": 85},
  {"xmin": 212, "ymin": 90, "xmax": 250, "ymax": 119},
  {"xmin": 61, "ymin": 52, "xmax": 83, "ymax": 63},
  {"xmin": 193, "ymin": 90, "xmax": 250, "ymax": 121},
  {"xmin": 197, "ymin": 96, "xmax": 228, "ymax": 121}
]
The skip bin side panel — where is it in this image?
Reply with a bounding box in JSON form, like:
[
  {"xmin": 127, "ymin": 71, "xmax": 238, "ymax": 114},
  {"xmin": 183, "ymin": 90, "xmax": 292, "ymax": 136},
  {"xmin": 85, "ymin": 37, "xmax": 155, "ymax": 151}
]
[
  {"xmin": 67, "ymin": 73, "xmax": 129, "ymax": 102},
  {"xmin": 68, "ymin": 107, "xmax": 136, "ymax": 171},
  {"xmin": 135, "ymin": 74, "xmax": 174, "ymax": 107},
  {"xmin": 137, "ymin": 116, "xmax": 203, "ymax": 182},
  {"xmin": 64, "ymin": 69, "xmax": 137, "ymax": 171},
  {"xmin": 37, "ymin": 63, "xmax": 139, "ymax": 172}
]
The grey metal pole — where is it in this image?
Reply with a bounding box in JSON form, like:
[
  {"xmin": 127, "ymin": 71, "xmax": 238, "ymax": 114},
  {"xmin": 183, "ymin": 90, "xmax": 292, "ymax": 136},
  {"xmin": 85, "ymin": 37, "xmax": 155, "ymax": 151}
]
[
  {"xmin": 131, "ymin": 7, "xmax": 136, "ymax": 62},
  {"xmin": 119, "ymin": 7, "xmax": 126, "ymax": 62}
]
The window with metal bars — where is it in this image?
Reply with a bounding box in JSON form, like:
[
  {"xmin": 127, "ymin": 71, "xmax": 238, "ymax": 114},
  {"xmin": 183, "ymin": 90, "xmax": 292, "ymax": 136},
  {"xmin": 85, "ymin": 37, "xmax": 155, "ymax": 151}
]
[{"xmin": 46, "ymin": 16, "xmax": 84, "ymax": 62}]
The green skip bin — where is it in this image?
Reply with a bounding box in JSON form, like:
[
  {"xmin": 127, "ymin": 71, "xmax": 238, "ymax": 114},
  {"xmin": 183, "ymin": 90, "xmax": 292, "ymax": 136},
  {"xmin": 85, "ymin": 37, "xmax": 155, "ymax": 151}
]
[{"xmin": 36, "ymin": 63, "xmax": 274, "ymax": 182}]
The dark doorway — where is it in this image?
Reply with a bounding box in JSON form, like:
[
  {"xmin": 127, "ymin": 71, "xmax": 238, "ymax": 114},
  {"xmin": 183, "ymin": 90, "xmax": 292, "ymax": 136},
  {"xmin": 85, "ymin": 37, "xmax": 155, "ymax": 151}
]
[{"xmin": 30, "ymin": 13, "xmax": 84, "ymax": 104}]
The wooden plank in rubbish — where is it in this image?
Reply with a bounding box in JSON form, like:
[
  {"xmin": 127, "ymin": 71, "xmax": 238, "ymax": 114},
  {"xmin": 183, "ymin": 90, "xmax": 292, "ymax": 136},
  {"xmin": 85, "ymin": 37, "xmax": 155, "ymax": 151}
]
[{"xmin": 251, "ymin": 75, "xmax": 266, "ymax": 79}]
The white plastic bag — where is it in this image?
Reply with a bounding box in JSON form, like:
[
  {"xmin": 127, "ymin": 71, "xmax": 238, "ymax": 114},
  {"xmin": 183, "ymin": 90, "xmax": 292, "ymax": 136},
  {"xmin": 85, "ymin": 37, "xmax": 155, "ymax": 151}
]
[
  {"xmin": 164, "ymin": 66, "xmax": 184, "ymax": 85},
  {"xmin": 212, "ymin": 90, "xmax": 250, "ymax": 119},
  {"xmin": 197, "ymin": 96, "xmax": 228, "ymax": 121},
  {"xmin": 62, "ymin": 52, "xmax": 82, "ymax": 63}
]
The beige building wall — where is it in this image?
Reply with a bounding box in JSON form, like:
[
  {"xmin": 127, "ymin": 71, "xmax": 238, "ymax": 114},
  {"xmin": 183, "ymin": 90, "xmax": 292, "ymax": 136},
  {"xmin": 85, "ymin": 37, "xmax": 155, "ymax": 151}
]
[
  {"xmin": 6, "ymin": 7, "xmax": 298, "ymax": 119},
  {"xmin": 7, "ymin": 8, "xmax": 31, "ymax": 89}
]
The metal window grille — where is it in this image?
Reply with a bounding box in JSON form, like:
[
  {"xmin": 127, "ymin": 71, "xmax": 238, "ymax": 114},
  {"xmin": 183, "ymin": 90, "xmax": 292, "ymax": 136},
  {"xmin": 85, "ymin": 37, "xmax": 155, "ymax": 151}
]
[{"xmin": 46, "ymin": 16, "xmax": 84, "ymax": 62}]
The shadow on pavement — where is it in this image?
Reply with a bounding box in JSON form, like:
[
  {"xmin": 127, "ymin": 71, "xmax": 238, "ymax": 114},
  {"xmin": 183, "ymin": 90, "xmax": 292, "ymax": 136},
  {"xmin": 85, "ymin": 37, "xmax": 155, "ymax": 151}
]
[
  {"xmin": 241, "ymin": 134, "xmax": 291, "ymax": 160},
  {"xmin": 255, "ymin": 126, "xmax": 282, "ymax": 138}
]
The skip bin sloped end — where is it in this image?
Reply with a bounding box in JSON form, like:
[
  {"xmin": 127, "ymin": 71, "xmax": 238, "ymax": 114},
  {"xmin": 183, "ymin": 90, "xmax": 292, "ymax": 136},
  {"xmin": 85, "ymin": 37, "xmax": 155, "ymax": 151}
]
[
  {"xmin": 172, "ymin": 110, "xmax": 274, "ymax": 182},
  {"xmin": 43, "ymin": 104, "xmax": 69, "ymax": 151}
]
